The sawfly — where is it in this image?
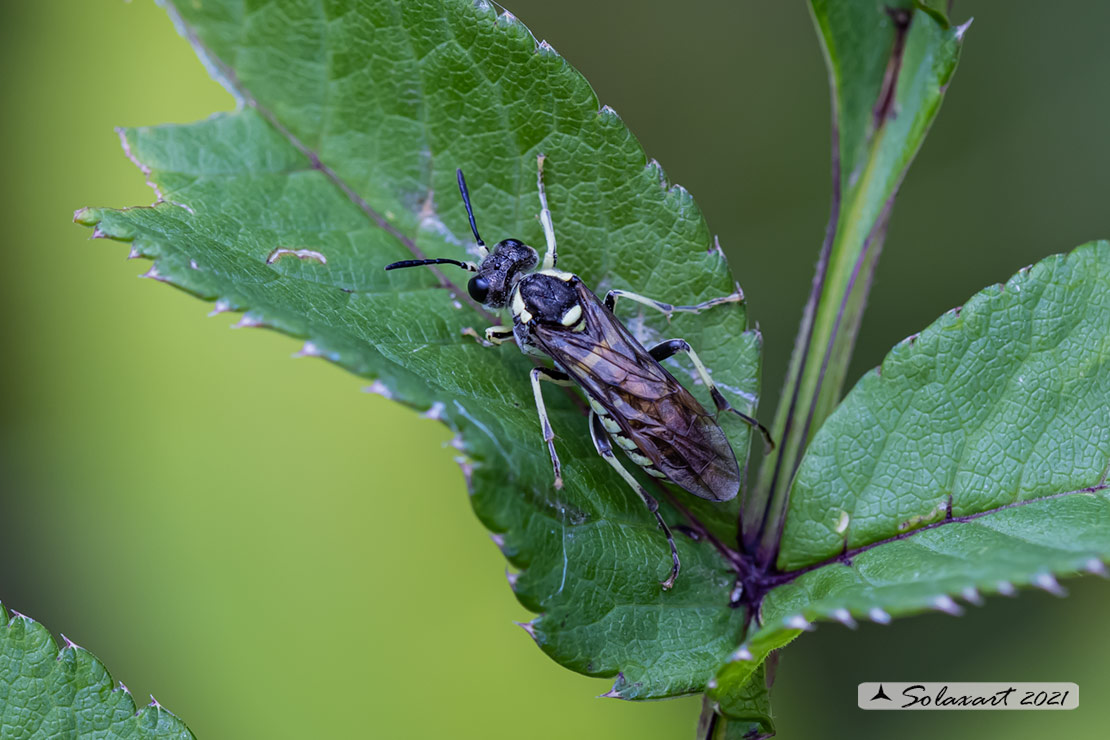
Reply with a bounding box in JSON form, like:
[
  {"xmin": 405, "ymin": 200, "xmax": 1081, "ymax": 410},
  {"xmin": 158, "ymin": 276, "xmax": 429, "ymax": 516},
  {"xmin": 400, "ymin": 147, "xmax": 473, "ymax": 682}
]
[{"xmin": 385, "ymin": 155, "xmax": 771, "ymax": 589}]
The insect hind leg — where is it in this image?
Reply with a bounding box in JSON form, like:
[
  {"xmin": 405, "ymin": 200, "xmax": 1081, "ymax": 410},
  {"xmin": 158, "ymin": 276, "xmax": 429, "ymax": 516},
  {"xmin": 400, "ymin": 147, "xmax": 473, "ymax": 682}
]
[
  {"xmin": 604, "ymin": 288, "xmax": 742, "ymax": 321},
  {"xmin": 588, "ymin": 411, "xmax": 680, "ymax": 590},
  {"xmin": 536, "ymin": 153, "xmax": 557, "ymax": 270},
  {"xmin": 530, "ymin": 367, "xmax": 572, "ymax": 489},
  {"xmin": 649, "ymin": 339, "xmax": 775, "ymax": 452}
]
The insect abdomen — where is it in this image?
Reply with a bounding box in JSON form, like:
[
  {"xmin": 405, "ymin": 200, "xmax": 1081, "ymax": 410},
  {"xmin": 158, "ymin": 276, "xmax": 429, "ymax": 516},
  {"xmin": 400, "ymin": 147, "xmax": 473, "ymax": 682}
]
[{"xmin": 589, "ymin": 398, "xmax": 670, "ymax": 480}]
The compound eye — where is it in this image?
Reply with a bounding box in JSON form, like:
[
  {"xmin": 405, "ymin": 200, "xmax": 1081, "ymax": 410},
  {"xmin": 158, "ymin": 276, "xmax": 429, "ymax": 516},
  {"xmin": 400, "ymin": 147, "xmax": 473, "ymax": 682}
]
[{"xmin": 468, "ymin": 275, "xmax": 490, "ymax": 303}]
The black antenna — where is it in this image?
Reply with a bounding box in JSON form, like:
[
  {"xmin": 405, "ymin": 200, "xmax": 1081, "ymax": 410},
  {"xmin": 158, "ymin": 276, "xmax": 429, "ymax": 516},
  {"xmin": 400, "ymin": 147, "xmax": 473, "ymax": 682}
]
[
  {"xmin": 384, "ymin": 258, "xmax": 476, "ymax": 272},
  {"xmin": 456, "ymin": 168, "xmax": 485, "ymax": 248}
]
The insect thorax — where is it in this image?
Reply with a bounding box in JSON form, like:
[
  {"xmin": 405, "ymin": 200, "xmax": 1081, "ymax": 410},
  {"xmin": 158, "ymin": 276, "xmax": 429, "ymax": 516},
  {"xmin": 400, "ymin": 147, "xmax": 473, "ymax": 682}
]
[{"xmin": 511, "ymin": 271, "xmax": 583, "ymax": 327}]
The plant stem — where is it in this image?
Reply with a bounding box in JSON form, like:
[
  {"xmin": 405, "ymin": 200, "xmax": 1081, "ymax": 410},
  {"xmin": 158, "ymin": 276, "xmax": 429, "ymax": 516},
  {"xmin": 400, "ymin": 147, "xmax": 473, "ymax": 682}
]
[{"xmin": 743, "ymin": 5, "xmax": 924, "ymax": 569}]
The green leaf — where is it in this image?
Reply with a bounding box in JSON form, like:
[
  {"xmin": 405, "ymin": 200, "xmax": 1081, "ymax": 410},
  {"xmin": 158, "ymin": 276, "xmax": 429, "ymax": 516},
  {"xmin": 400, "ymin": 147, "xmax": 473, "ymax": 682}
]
[
  {"xmin": 711, "ymin": 242, "xmax": 1110, "ymax": 694},
  {"xmin": 76, "ymin": 0, "xmax": 763, "ymax": 699},
  {"xmin": 782, "ymin": 242, "xmax": 1110, "ymax": 569},
  {"xmin": 748, "ymin": 0, "xmax": 966, "ymax": 563},
  {"xmin": 0, "ymin": 604, "xmax": 193, "ymax": 739},
  {"xmin": 699, "ymin": 664, "xmax": 774, "ymax": 739}
]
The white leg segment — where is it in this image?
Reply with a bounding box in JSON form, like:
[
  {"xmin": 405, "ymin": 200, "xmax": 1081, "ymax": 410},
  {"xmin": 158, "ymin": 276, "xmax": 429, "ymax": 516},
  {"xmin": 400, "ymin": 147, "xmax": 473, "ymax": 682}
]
[{"xmin": 536, "ymin": 153, "xmax": 558, "ymax": 270}]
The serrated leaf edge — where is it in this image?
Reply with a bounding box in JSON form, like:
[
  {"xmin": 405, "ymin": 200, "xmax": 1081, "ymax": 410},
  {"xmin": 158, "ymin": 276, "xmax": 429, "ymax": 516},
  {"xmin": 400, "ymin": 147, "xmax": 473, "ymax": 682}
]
[{"xmin": 1, "ymin": 603, "xmax": 193, "ymax": 736}]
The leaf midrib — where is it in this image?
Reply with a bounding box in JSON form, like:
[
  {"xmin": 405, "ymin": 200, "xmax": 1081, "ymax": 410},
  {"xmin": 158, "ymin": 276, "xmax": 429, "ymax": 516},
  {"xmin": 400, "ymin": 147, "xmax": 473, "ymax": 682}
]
[{"xmin": 768, "ymin": 481, "xmax": 1110, "ymax": 585}]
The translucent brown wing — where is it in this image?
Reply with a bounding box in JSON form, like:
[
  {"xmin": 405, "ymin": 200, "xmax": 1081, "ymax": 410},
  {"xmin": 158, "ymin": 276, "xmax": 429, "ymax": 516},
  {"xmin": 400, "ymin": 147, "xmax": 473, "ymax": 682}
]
[{"xmin": 529, "ymin": 281, "xmax": 740, "ymax": 502}]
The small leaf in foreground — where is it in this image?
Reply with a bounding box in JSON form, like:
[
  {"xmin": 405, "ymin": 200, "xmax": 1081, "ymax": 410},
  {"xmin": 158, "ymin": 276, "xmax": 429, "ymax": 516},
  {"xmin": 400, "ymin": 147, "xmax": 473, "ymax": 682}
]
[
  {"xmin": 701, "ymin": 663, "xmax": 774, "ymax": 740},
  {"xmin": 0, "ymin": 603, "xmax": 193, "ymax": 739}
]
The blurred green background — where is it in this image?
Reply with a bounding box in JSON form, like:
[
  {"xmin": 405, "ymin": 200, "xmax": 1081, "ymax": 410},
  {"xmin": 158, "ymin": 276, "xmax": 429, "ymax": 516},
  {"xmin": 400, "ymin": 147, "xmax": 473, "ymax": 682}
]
[{"xmin": 1, "ymin": 1, "xmax": 1108, "ymax": 737}]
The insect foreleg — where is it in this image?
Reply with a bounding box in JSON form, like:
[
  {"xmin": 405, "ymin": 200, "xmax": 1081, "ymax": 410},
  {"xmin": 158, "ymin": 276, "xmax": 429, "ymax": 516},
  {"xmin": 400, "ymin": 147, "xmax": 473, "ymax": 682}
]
[
  {"xmin": 536, "ymin": 153, "xmax": 557, "ymax": 270},
  {"xmin": 603, "ymin": 288, "xmax": 742, "ymax": 321},
  {"xmin": 484, "ymin": 325, "xmax": 514, "ymax": 345},
  {"xmin": 530, "ymin": 367, "xmax": 573, "ymax": 489},
  {"xmin": 588, "ymin": 411, "xmax": 681, "ymax": 590},
  {"xmin": 649, "ymin": 339, "xmax": 775, "ymax": 452}
]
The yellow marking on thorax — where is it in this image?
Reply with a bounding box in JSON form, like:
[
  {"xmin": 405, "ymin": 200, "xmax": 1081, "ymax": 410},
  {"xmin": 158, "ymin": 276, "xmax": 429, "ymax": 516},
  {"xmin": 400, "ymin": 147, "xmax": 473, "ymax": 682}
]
[
  {"xmin": 510, "ymin": 288, "xmax": 532, "ymax": 323},
  {"xmin": 560, "ymin": 304, "xmax": 583, "ymax": 327},
  {"xmin": 539, "ymin": 269, "xmax": 576, "ymax": 281}
]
